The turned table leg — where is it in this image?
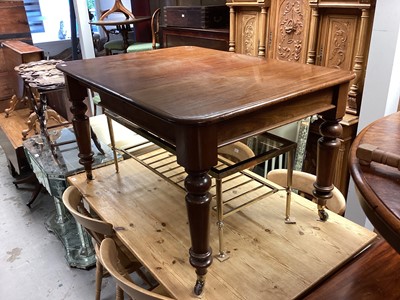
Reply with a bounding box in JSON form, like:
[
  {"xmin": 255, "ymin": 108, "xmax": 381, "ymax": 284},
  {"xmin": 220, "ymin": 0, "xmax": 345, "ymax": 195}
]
[
  {"xmin": 184, "ymin": 169, "xmax": 213, "ymax": 296},
  {"xmin": 65, "ymin": 75, "xmax": 94, "ymax": 180},
  {"xmin": 314, "ymin": 117, "xmax": 343, "ymax": 221},
  {"xmin": 71, "ymin": 99, "xmax": 93, "ymax": 180}
]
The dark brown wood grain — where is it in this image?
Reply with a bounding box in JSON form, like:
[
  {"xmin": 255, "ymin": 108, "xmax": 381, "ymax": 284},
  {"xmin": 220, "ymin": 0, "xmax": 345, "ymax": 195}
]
[
  {"xmin": 162, "ymin": 26, "xmax": 229, "ymax": 51},
  {"xmin": 301, "ymin": 238, "xmax": 400, "ymax": 300},
  {"xmin": 349, "ymin": 111, "xmax": 400, "ymax": 253},
  {"xmin": 57, "ymin": 46, "xmax": 354, "ymax": 294}
]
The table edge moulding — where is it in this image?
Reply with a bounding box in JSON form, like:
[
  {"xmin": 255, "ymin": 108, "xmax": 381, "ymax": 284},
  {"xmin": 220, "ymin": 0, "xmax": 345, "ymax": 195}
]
[{"xmin": 57, "ymin": 46, "xmax": 355, "ymax": 295}]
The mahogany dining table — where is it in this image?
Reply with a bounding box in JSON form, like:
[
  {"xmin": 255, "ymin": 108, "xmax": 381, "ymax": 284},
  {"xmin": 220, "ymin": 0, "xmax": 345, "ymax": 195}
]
[{"xmin": 57, "ymin": 46, "xmax": 354, "ymax": 295}]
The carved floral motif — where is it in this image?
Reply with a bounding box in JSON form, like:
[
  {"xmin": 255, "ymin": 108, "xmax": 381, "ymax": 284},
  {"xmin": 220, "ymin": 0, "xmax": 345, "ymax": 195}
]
[
  {"xmin": 327, "ymin": 21, "xmax": 350, "ymax": 69},
  {"xmin": 277, "ymin": 0, "xmax": 304, "ymax": 61},
  {"xmin": 243, "ymin": 16, "xmax": 255, "ymax": 55}
]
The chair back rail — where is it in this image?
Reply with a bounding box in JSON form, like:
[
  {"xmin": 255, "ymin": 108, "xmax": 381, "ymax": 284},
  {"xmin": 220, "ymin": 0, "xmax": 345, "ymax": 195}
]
[
  {"xmin": 267, "ymin": 169, "xmax": 346, "ymax": 215},
  {"xmin": 100, "ymin": 238, "xmax": 175, "ymax": 300}
]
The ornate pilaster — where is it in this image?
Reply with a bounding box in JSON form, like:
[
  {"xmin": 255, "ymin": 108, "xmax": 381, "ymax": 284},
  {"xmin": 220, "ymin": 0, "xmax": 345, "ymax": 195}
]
[
  {"xmin": 307, "ymin": 6, "xmax": 319, "ymax": 64},
  {"xmin": 348, "ymin": 8, "xmax": 370, "ymax": 114}
]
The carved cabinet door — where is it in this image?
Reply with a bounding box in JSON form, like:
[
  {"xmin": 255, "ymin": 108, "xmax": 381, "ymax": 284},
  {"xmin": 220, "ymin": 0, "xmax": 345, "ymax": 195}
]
[
  {"xmin": 306, "ymin": 2, "xmax": 374, "ymax": 116},
  {"xmin": 315, "ymin": 13, "xmax": 359, "ymax": 69},
  {"xmin": 315, "ymin": 10, "xmax": 362, "ymax": 114},
  {"xmin": 267, "ymin": 0, "xmax": 311, "ymax": 63},
  {"xmin": 234, "ymin": 7, "xmax": 262, "ymax": 56}
]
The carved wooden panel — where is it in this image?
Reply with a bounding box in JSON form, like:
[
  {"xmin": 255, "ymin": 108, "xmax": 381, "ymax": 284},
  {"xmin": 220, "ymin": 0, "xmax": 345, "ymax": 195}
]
[
  {"xmin": 316, "ymin": 15, "xmax": 358, "ymax": 71},
  {"xmin": 268, "ymin": 0, "xmax": 311, "ymax": 63},
  {"xmin": 227, "ymin": 1, "xmax": 269, "ymax": 56},
  {"xmin": 235, "ymin": 9, "xmax": 260, "ymax": 56},
  {"xmin": 307, "ymin": 5, "xmax": 374, "ymax": 115}
]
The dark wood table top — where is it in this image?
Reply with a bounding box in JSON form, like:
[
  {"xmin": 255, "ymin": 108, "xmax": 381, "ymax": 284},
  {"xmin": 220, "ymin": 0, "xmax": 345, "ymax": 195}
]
[
  {"xmin": 301, "ymin": 238, "xmax": 400, "ymax": 300},
  {"xmin": 349, "ymin": 111, "xmax": 400, "ymax": 253},
  {"xmin": 57, "ymin": 46, "xmax": 355, "ymax": 295},
  {"xmin": 58, "ymin": 46, "xmax": 353, "ymax": 128},
  {"xmin": 1, "ymin": 40, "xmax": 43, "ymax": 55}
]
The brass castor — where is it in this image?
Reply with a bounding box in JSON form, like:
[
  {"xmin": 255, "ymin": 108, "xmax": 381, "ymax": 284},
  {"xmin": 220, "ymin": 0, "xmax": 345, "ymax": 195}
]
[{"xmin": 318, "ymin": 209, "xmax": 329, "ymax": 221}]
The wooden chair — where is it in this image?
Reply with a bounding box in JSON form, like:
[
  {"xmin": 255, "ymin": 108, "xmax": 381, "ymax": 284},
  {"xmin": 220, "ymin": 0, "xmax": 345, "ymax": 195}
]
[
  {"xmin": 99, "ymin": 0, "xmax": 134, "ymax": 21},
  {"xmin": 126, "ymin": 8, "xmax": 161, "ymax": 53},
  {"xmin": 100, "ymin": 238, "xmax": 174, "ymax": 300},
  {"xmin": 266, "ymin": 169, "xmax": 346, "ymax": 215},
  {"xmin": 62, "ymin": 186, "xmax": 157, "ymax": 300},
  {"xmin": 100, "ymin": 1, "xmax": 135, "ymax": 55},
  {"xmin": 218, "ymin": 141, "xmax": 255, "ymax": 164}
]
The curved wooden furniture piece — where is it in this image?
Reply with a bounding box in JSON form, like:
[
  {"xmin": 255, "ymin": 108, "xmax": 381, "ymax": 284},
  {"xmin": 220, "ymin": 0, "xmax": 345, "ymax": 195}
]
[
  {"xmin": 267, "ymin": 169, "xmax": 346, "ymax": 215},
  {"xmin": 62, "ymin": 186, "xmax": 156, "ymax": 300},
  {"xmin": 349, "ymin": 111, "xmax": 400, "ymax": 253},
  {"xmin": 100, "ymin": 238, "xmax": 174, "ymax": 300},
  {"xmin": 127, "ymin": 8, "xmax": 161, "ymax": 53},
  {"xmin": 99, "ymin": 0, "xmax": 134, "ymax": 21},
  {"xmin": 218, "ymin": 141, "xmax": 255, "ymax": 164},
  {"xmin": 91, "ymin": 17, "xmax": 151, "ymax": 55}
]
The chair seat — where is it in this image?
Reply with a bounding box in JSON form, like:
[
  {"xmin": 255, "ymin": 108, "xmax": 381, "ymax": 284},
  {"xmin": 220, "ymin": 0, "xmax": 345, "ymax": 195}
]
[
  {"xmin": 104, "ymin": 39, "xmax": 135, "ymax": 51},
  {"xmin": 127, "ymin": 42, "xmax": 160, "ymax": 53}
]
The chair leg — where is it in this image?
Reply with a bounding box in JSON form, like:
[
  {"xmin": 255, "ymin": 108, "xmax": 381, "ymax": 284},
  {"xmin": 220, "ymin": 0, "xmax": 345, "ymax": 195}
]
[
  {"xmin": 95, "ymin": 260, "xmax": 103, "ymax": 300},
  {"xmin": 106, "ymin": 115, "xmax": 119, "ymax": 173},
  {"xmin": 26, "ymin": 181, "xmax": 43, "ymax": 208},
  {"xmin": 116, "ymin": 285, "xmax": 124, "ymax": 300}
]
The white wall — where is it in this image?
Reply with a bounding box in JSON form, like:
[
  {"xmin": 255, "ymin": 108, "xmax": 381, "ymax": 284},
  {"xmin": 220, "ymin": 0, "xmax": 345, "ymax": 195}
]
[
  {"xmin": 345, "ymin": 0, "xmax": 400, "ymax": 227},
  {"xmin": 72, "ymin": 0, "xmax": 95, "ymax": 59},
  {"xmin": 33, "ymin": 0, "xmax": 71, "ymax": 43}
]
